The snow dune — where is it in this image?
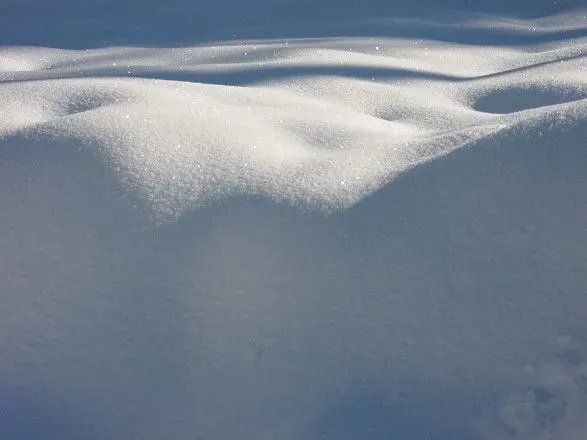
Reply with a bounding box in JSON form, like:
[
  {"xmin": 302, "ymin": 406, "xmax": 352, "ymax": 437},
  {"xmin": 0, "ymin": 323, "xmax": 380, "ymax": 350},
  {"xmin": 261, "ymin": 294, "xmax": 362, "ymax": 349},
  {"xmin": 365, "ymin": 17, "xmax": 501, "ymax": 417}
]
[
  {"xmin": 1, "ymin": 8, "xmax": 586, "ymax": 440},
  {"xmin": 1, "ymin": 31, "xmax": 585, "ymax": 219}
]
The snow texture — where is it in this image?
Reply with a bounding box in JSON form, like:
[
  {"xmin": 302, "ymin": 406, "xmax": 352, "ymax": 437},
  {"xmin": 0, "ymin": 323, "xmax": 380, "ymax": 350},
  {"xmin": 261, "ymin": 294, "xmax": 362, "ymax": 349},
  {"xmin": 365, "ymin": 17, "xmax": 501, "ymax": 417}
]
[{"xmin": 0, "ymin": 1, "xmax": 586, "ymax": 439}]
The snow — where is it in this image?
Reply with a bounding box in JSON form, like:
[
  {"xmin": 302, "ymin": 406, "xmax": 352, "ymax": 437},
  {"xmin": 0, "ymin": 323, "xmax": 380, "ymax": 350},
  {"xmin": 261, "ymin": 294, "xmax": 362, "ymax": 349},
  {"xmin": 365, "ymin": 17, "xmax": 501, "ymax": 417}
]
[{"xmin": 0, "ymin": 1, "xmax": 586, "ymax": 439}]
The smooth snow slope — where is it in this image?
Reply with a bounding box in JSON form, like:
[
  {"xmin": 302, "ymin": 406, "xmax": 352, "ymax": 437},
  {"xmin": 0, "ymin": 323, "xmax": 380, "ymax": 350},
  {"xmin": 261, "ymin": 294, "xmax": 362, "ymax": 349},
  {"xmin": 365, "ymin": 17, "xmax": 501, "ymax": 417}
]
[{"xmin": 1, "ymin": 3, "xmax": 587, "ymax": 440}]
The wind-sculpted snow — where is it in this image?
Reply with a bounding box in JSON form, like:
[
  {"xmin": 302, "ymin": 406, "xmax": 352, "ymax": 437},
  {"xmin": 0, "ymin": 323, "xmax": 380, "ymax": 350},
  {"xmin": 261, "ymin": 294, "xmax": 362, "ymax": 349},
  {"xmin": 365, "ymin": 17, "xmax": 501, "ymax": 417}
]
[
  {"xmin": 1, "ymin": 33, "xmax": 585, "ymax": 219},
  {"xmin": 1, "ymin": 12, "xmax": 586, "ymax": 440}
]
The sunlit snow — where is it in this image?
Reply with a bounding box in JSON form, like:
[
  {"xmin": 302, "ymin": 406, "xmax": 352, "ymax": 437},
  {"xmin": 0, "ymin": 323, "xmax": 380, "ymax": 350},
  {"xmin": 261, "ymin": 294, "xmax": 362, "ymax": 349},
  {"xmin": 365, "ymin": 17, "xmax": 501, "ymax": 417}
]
[{"xmin": 1, "ymin": 1, "xmax": 586, "ymax": 439}]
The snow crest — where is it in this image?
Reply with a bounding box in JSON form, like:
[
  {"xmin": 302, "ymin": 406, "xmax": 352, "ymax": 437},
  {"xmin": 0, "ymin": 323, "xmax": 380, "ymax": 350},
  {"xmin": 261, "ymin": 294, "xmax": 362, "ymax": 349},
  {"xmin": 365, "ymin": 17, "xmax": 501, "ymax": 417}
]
[{"xmin": 2, "ymin": 31, "xmax": 585, "ymax": 219}]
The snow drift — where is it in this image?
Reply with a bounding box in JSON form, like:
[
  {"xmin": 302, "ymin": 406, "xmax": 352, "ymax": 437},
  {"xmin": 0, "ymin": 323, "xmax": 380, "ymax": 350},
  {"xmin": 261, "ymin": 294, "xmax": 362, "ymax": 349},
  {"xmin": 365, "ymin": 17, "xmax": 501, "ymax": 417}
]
[{"xmin": 0, "ymin": 3, "xmax": 586, "ymax": 440}]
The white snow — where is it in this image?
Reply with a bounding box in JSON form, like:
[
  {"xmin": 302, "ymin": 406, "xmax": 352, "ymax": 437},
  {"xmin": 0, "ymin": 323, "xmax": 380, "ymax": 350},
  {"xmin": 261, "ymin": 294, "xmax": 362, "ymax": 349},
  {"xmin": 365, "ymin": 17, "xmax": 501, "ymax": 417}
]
[{"xmin": 0, "ymin": 2, "xmax": 586, "ymax": 439}]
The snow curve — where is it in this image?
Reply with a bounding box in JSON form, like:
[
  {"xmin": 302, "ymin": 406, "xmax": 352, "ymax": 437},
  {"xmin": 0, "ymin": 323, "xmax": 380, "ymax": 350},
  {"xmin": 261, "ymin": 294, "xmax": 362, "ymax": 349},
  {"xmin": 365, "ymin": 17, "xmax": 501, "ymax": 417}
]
[{"xmin": 1, "ymin": 11, "xmax": 586, "ymax": 440}]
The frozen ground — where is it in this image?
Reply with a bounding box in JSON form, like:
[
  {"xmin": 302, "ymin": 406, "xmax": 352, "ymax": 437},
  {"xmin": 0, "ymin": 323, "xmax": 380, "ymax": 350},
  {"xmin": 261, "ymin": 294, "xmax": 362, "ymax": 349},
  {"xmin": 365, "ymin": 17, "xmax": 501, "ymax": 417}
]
[{"xmin": 0, "ymin": 1, "xmax": 586, "ymax": 439}]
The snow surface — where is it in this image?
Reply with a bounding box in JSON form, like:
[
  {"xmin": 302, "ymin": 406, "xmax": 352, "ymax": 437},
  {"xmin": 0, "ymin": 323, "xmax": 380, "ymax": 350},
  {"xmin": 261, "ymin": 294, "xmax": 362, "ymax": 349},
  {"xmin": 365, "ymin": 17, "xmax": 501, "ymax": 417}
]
[{"xmin": 0, "ymin": 1, "xmax": 586, "ymax": 439}]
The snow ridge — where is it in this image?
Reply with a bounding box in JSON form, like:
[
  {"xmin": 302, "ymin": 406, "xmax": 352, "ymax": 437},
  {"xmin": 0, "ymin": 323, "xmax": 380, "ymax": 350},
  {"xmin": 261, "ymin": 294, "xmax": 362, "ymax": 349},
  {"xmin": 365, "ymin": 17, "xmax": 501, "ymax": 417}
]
[{"xmin": 1, "ymin": 30, "xmax": 585, "ymax": 220}]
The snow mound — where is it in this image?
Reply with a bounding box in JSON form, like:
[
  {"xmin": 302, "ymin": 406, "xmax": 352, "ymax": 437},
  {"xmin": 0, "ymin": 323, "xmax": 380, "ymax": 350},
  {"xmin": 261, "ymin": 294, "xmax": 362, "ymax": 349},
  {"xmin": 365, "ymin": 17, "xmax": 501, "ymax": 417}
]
[
  {"xmin": 1, "ymin": 34, "xmax": 585, "ymax": 220},
  {"xmin": 1, "ymin": 10, "xmax": 587, "ymax": 440}
]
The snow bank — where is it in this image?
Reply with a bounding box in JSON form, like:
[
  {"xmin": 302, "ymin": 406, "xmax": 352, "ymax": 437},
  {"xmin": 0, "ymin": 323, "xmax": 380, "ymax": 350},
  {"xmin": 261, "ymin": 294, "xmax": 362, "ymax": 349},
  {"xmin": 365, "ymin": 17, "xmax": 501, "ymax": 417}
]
[
  {"xmin": 1, "ymin": 7, "xmax": 586, "ymax": 440},
  {"xmin": 1, "ymin": 35, "xmax": 585, "ymax": 220}
]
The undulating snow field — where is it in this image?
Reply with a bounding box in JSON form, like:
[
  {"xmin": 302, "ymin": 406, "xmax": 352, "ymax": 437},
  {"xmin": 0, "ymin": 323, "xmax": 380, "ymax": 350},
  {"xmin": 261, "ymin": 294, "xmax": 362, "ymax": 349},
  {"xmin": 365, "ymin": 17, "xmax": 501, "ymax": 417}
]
[{"xmin": 1, "ymin": 1, "xmax": 586, "ymax": 439}]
